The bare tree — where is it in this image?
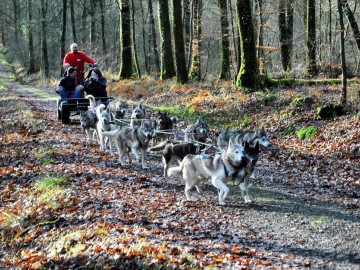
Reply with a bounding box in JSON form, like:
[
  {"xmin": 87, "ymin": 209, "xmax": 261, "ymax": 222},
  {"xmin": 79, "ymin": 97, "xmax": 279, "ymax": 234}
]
[
  {"xmin": 70, "ymin": 0, "xmax": 76, "ymax": 42},
  {"xmin": 131, "ymin": 0, "xmax": 141, "ymax": 78},
  {"xmin": 148, "ymin": 0, "xmax": 160, "ymax": 74},
  {"xmin": 306, "ymin": 0, "xmax": 317, "ymax": 76},
  {"xmin": 338, "ymin": 0, "xmax": 346, "ymax": 106},
  {"xmin": 218, "ymin": 0, "xmax": 231, "ymax": 80},
  {"xmin": 279, "ymin": 0, "xmax": 294, "ymax": 72},
  {"xmin": 119, "ymin": 0, "xmax": 132, "ymax": 79},
  {"xmin": 27, "ymin": 0, "xmax": 36, "ymax": 74},
  {"xmin": 235, "ymin": 0, "xmax": 261, "ymax": 90},
  {"xmin": 158, "ymin": 0, "xmax": 175, "ymax": 80},
  {"xmin": 189, "ymin": 0, "xmax": 202, "ymax": 81},
  {"xmin": 40, "ymin": 0, "xmax": 49, "ymax": 78},
  {"xmin": 60, "ymin": 0, "xmax": 67, "ymax": 77},
  {"xmin": 172, "ymin": 0, "xmax": 188, "ymax": 83}
]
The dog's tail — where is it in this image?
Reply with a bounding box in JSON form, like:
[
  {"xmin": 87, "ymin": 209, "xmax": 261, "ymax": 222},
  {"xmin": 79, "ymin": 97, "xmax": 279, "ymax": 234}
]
[
  {"xmin": 101, "ymin": 129, "xmax": 120, "ymax": 138},
  {"xmin": 148, "ymin": 140, "xmax": 171, "ymax": 152},
  {"xmin": 167, "ymin": 157, "xmax": 187, "ymax": 176}
]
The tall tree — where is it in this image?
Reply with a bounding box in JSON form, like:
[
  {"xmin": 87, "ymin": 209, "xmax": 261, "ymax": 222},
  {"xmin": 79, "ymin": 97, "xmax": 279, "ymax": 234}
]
[
  {"xmin": 183, "ymin": 0, "xmax": 191, "ymax": 69},
  {"xmin": 40, "ymin": 0, "xmax": 49, "ymax": 78},
  {"xmin": 158, "ymin": 0, "xmax": 175, "ymax": 80},
  {"xmin": 338, "ymin": 0, "xmax": 347, "ymax": 106},
  {"xmin": 279, "ymin": 0, "xmax": 294, "ymax": 72},
  {"xmin": 89, "ymin": 0, "xmax": 97, "ymax": 50},
  {"xmin": 13, "ymin": 0, "xmax": 20, "ymax": 43},
  {"xmin": 306, "ymin": 0, "xmax": 317, "ymax": 76},
  {"xmin": 27, "ymin": 0, "xmax": 36, "ymax": 74},
  {"xmin": 189, "ymin": 0, "xmax": 202, "ymax": 81},
  {"xmin": 218, "ymin": 0, "xmax": 231, "ymax": 80},
  {"xmin": 60, "ymin": 0, "xmax": 67, "ymax": 77},
  {"xmin": 235, "ymin": 0, "xmax": 261, "ymax": 90},
  {"xmin": 70, "ymin": 0, "xmax": 76, "ymax": 42},
  {"xmin": 342, "ymin": 0, "xmax": 360, "ymax": 77},
  {"xmin": 139, "ymin": 0, "xmax": 148, "ymax": 74},
  {"xmin": 172, "ymin": 0, "xmax": 188, "ymax": 83},
  {"xmin": 81, "ymin": 0, "xmax": 87, "ymax": 46},
  {"xmin": 131, "ymin": 0, "xmax": 141, "ymax": 78},
  {"xmin": 100, "ymin": 0, "xmax": 107, "ymax": 60},
  {"xmin": 119, "ymin": 0, "xmax": 133, "ymax": 79},
  {"xmin": 255, "ymin": 0, "xmax": 265, "ymax": 74},
  {"xmin": 148, "ymin": 0, "xmax": 160, "ymax": 74}
]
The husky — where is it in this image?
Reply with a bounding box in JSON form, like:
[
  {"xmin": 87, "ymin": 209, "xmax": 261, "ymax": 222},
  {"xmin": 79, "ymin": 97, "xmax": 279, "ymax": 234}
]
[
  {"xmin": 149, "ymin": 140, "xmax": 200, "ymax": 177},
  {"xmin": 96, "ymin": 104, "xmax": 114, "ymax": 153},
  {"xmin": 107, "ymin": 99, "xmax": 129, "ymax": 129},
  {"xmin": 184, "ymin": 119, "xmax": 210, "ymax": 144},
  {"xmin": 101, "ymin": 120, "xmax": 154, "ymax": 169},
  {"xmin": 168, "ymin": 139, "xmax": 246, "ymax": 205},
  {"xmin": 152, "ymin": 111, "xmax": 174, "ymax": 146},
  {"xmin": 130, "ymin": 104, "xmax": 146, "ymax": 129},
  {"xmin": 217, "ymin": 128, "xmax": 272, "ymax": 151},
  {"xmin": 80, "ymin": 110, "xmax": 98, "ymax": 142},
  {"xmin": 234, "ymin": 141, "xmax": 260, "ymax": 203}
]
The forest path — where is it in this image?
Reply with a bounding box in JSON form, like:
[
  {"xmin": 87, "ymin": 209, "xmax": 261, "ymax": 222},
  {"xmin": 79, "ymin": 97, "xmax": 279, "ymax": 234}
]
[{"xmin": 0, "ymin": 60, "xmax": 359, "ymax": 269}]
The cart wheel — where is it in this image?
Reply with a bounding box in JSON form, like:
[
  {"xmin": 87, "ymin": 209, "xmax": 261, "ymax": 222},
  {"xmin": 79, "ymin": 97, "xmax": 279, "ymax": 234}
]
[
  {"xmin": 61, "ymin": 103, "xmax": 70, "ymax": 124},
  {"xmin": 57, "ymin": 99, "xmax": 62, "ymax": 120}
]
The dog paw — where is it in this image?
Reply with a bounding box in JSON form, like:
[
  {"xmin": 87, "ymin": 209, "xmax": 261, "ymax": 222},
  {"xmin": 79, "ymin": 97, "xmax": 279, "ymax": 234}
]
[{"xmin": 218, "ymin": 201, "xmax": 227, "ymax": 206}]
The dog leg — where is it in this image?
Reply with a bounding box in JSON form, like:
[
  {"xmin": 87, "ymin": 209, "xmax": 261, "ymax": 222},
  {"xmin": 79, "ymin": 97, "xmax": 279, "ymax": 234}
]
[
  {"xmin": 140, "ymin": 148, "xmax": 148, "ymax": 169},
  {"xmin": 212, "ymin": 178, "xmax": 230, "ymax": 205},
  {"xmin": 239, "ymin": 174, "xmax": 252, "ymax": 203},
  {"xmin": 184, "ymin": 183, "xmax": 196, "ymax": 201}
]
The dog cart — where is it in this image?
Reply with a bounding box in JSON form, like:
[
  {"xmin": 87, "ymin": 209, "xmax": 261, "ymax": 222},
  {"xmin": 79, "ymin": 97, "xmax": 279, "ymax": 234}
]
[{"xmin": 57, "ymin": 96, "xmax": 113, "ymax": 124}]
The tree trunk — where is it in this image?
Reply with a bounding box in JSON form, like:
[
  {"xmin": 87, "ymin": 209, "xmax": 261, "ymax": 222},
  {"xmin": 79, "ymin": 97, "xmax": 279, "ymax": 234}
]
[
  {"xmin": 60, "ymin": 0, "xmax": 67, "ymax": 77},
  {"xmin": 27, "ymin": 0, "xmax": 36, "ymax": 74},
  {"xmin": 119, "ymin": 0, "xmax": 133, "ymax": 79},
  {"xmin": 255, "ymin": 0, "xmax": 265, "ymax": 75},
  {"xmin": 338, "ymin": 0, "xmax": 347, "ymax": 106},
  {"xmin": 307, "ymin": 0, "xmax": 317, "ymax": 76},
  {"xmin": 189, "ymin": 0, "xmax": 202, "ymax": 81},
  {"xmin": 139, "ymin": 0, "xmax": 148, "ymax": 74},
  {"xmin": 279, "ymin": 0, "xmax": 294, "ymax": 72},
  {"xmin": 70, "ymin": 0, "xmax": 76, "ymax": 43},
  {"xmin": 342, "ymin": 0, "xmax": 360, "ymax": 77},
  {"xmin": 81, "ymin": 0, "xmax": 87, "ymax": 46},
  {"xmin": 172, "ymin": 0, "xmax": 188, "ymax": 83},
  {"xmin": 40, "ymin": 0, "xmax": 49, "ymax": 78},
  {"xmin": 131, "ymin": 0, "xmax": 141, "ymax": 78},
  {"xmin": 148, "ymin": 0, "xmax": 160, "ymax": 74},
  {"xmin": 13, "ymin": 0, "xmax": 19, "ymax": 43},
  {"xmin": 158, "ymin": 0, "xmax": 175, "ymax": 80},
  {"xmin": 100, "ymin": 0, "xmax": 107, "ymax": 64},
  {"xmin": 218, "ymin": 0, "xmax": 231, "ymax": 80},
  {"xmin": 183, "ymin": 0, "xmax": 191, "ymax": 70},
  {"xmin": 229, "ymin": 0, "xmax": 240, "ymax": 77},
  {"xmin": 235, "ymin": 0, "xmax": 261, "ymax": 91},
  {"xmin": 89, "ymin": 0, "xmax": 97, "ymax": 50}
]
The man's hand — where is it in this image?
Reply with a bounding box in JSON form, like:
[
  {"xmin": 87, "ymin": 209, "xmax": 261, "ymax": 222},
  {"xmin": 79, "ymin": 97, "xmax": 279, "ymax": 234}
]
[
  {"xmin": 77, "ymin": 85, "xmax": 85, "ymax": 91},
  {"xmin": 55, "ymin": 87, "xmax": 61, "ymax": 93}
]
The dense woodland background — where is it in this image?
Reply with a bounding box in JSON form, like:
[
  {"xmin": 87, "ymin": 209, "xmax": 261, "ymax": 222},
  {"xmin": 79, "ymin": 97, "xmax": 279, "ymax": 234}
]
[{"xmin": 0, "ymin": 0, "xmax": 360, "ymax": 90}]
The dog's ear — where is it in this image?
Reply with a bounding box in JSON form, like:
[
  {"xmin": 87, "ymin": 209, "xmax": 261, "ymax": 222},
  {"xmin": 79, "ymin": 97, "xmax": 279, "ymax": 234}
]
[
  {"xmin": 255, "ymin": 141, "xmax": 260, "ymax": 151},
  {"xmin": 243, "ymin": 141, "xmax": 250, "ymax": 150}
]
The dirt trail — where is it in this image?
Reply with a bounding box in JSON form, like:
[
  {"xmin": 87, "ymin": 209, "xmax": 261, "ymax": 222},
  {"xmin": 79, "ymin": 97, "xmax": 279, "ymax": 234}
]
[{"xmin": 0, "ymin": 62, "xmax": 359, "ymax": 269}]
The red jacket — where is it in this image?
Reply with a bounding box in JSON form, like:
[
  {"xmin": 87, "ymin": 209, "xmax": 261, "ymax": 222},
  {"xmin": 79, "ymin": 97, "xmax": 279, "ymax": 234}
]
[{"xmin": 63, "ymin": 51, "xmax": 95, "ymax": 79}]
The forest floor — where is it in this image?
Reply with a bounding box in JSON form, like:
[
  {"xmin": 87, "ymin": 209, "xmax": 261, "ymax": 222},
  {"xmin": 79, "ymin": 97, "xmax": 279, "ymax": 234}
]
[{"xmin": 0, "ymin": 58, "xmax": 359, "ymax": 269}]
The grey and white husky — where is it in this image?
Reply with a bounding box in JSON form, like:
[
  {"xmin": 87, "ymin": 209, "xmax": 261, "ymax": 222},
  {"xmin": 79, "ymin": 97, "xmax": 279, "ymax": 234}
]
[
  {"xmin": 168, "ymin": 139, "xmax": 245, "ymax": 205},
  {"xmin": 101, "ymin": 120, "xmax": 154, "ymax": 168},
  {"xmin": 80, "ymin": 110, "xmax": 97, "ymax": 142},
  {"xmin": 130, "ymin": 104, "xmax": 146, "ymax": 129},
  {"xmin": 217, "ymin": 128, "xmax": 272, "ymax": 151},
  {"xmin": 96, "ymin": 104, "xmax": 113, "ymax": 152},
  {"xmin": 184, "ymin": 119, "xmax": 210, "ymax": 144},
  {"xmin": 107, "ymin": 99, "xmax": 129, "ymax": 129},
  {"xmin": 149, "ymin": 140, "xmax": 199, "ymax": 177}
]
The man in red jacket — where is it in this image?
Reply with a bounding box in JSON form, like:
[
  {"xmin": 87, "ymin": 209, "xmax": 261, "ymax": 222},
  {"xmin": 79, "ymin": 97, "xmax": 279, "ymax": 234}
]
[{"xmin": 63, "ymin": 43, "xmax": 96, "ymax": 79}]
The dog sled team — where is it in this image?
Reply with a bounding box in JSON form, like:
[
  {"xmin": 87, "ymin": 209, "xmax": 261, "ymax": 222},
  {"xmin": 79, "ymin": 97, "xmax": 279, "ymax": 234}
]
[{"xmin": 78, "ymin": 94, "xmax": 273, "ymax": 206}]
